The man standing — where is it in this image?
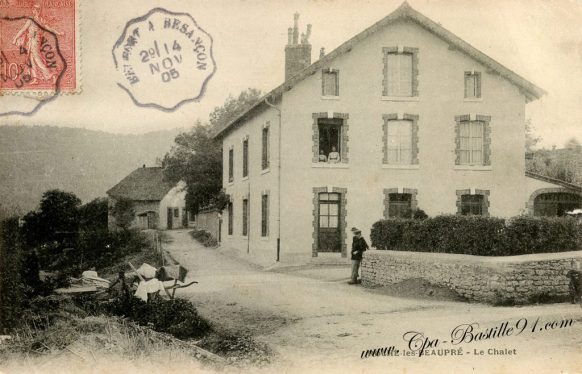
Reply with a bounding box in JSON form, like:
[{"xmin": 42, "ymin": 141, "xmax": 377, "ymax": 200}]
[{"xmin": 349, "ymin": 227, "xmax": 368, "ymax": 284}]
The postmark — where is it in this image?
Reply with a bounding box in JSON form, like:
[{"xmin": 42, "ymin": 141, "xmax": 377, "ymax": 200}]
[{"xmin": 112, "ymin": 8, "xmax": 216, "ymax": 112}]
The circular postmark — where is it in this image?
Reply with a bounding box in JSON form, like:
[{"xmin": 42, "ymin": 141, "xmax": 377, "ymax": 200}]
[
  {"xmin": 0, "ymin": 16, "xmax": 65, "ymax": 116},
  {"xmin": 112, "ymin": 8, "xmax": 216, "ymax": 112}
]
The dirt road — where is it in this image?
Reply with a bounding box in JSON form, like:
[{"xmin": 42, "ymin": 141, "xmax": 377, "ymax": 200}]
[{"xmin": 165, "ymin": 229, "xmax": 582, "ymax": 373}]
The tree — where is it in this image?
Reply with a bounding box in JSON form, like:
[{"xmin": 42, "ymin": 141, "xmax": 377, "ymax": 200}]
[
  {"xmin": 78, "ymin": 197, "xmax": 108, "ymax": 231},
  {"xmin": 163, "ymin": 88, "xmax": 262, "ymax": 214},
  {"xmin": 110, "ymin": 197, "xmax": 135, "ymax": 230},
  {"xmin": 21, "ymin": 189, "xmax": 81, "ymax": 246},
  {"xmin": 525, "ymin": 119, "xmax": 541, "ymax": 152}
]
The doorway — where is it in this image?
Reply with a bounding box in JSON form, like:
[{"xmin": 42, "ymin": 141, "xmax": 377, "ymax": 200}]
[
  {"xmin": 167, "ymin": 207, "xmax": 173, "ymax": 229},
  {"xmin": 317, "ymin": 192, "xmax": 342, "ymax": 252}
]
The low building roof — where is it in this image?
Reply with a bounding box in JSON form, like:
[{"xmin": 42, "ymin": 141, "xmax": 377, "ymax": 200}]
[
  {"xmin": 107, "ymin": 166, "xmax": 174, "ymax": 201},
  {"xmin": 526, "ymin": 171, "xmax": 582, "ymax": 193},
  {"xmin": 213, "ymin": 1, "xmax": 546, "ymax": 139}
]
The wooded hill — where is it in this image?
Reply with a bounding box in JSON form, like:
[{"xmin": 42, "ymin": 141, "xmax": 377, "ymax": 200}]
[{"xmin": 0, "ymin": 125, "xmax": 183, "ymax": 213}]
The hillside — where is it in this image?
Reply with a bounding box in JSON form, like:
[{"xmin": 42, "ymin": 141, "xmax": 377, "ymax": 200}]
[{"xmin": 0, "ymin": 125, "xmax": 184, "ymax": 213}]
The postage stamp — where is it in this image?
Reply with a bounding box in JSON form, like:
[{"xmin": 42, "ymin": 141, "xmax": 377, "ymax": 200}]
[
  {"xmin": 0, "ymin": 0, "xmax": 79, "ymax": 95},
  {"xmin": 112, "ymin": 8, "xmax": 216, "ymax": 112}
]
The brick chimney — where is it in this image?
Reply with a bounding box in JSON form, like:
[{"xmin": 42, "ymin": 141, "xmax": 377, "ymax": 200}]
[{"xmin": 285, "ymin": 13, "xmax": 312, "ymax": 81}]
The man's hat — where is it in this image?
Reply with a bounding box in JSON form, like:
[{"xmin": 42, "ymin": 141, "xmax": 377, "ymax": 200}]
[{"xmin": 351, "ymin": 227, "xmax": 361, "ymax": 234}]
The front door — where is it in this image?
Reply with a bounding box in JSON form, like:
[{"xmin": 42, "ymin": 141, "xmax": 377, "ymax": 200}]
[
  {"xmin": 318, "ymin": 192, "xmax": 341, "ymax": 252},
  {"xmin": 167, "ymin": 208, "xmax": 173, "ymax": 229}
]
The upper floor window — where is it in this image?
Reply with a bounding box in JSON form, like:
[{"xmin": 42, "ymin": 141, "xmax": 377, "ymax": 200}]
[
  {"xmin": 387, "ymin": 120, "xmax": 412, "ymax": 164},
  {"xmin": 454, "ymin": 115, "xmax": 491, "ymax": 167},
  {"xmin": 228, "ymin": 148, "xmax": 234, "ymax": 183},
  {"xmin": 464, "ymin": 71, "xmax": 481, "ymax": 99},
  {"xmin": 262, "ymin": 126, "xmax": 270, "ymax": 170},
  {"xmin": 459, "ymin": 121, "xmax": 483, "ymax": 165},
  {"xmin": 312, "ymin": 113, "xmax": 350, "ymax": 164},
  {"xmin": 242, "ymin": 137, "xmax": 249, "ymax": 178},
  {"xmin": 382, "ymin": 47, "xmax": 419, "ymax": 98},
  {"xmin": 382, "ymin": 114, "xmax": 419, "ymax": 165},
  {"xmin": 317, "ymin": 118, "xmax": 342, "ymax": 163},
  {"xmin": 322, "ymin": 69, "xmax": 339, "ymax": 96}
]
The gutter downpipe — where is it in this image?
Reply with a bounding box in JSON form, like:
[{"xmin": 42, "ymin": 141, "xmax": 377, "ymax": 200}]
[{"xmin": 264, "ymin": 96, "xmax": 282, "ymax": 262}]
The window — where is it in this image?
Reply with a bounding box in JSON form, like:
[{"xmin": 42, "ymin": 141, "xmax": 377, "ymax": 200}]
[
  {"xmin": 464, "ymin": 71, "xmax": 481, "ymax": 99},
  {"xmin": 322, "ymin": 69, "xmax": 339, "ymax": 96},
  {"xmin": 460, "ymin": 194, "xmax": 485, "ymax": 216},
  {"xmin": 262, "ymin": 126, "xmax": 270, "ymax": 170},
  {"xmin": 318, "ymin": 193, "xmax": 340, "ymax": 229},
  {"xmin": 228, "ymin": 202, "xmax": 233, "ymax": 235},
  {"xmin": 228, "ymin": 148, "xmax": 234, "ymax": 182},
  {"xmin": 312, "ymin": 113, "xmax": 349, "ymax": 164},
  {"xmin": 317, "ymin": 118, "xmax": 342, "ymax": 163},
  {"xmin": 386, "ymin": 53, "xmax": 412, "ymax": 96},
  {"xmin": 242, "ymin": 138, "xmax": 249, "ymax": 178},
  {"xmin": 242, "ymin": 198, "xmax": 249, "ymax": 236},
  {"xmin": 388, "ymin": 193, "xmax": 412, "ymax": 218},
  {"xmin": 534, "ymin": 192, "xmax": 582, "ymax": 217},
  {"xmin": 382, "ymin": 47, "xmax": 418, "ymax": 98},
  {"xmin": 174, "ymin": 208, "xmax": 179, "ymax": 218},
  {"xmin": 387, "ymin": 120, "xmax": 412, "ymax": 164},
  {"xmin": 261, "ymin": 194, "xmax": 269, "ymax": 237},
  {"xmin": 459, "ymin": 121, "xmax": 484, "ymax": 165}
]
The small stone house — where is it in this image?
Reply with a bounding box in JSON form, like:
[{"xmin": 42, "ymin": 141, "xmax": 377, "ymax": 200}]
[
  {"xmin": 107, "ymin": 166, "xmax": 187, "ymax": 231},
  {"xmin": 212, "ymin": 2, "xmax": 581, "ymax": 265}
]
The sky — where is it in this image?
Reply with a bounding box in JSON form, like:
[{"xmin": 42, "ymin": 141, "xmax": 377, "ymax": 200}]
[{"xmin": 1, "ymin": 0, "xmax": 581, "ymax": 149}]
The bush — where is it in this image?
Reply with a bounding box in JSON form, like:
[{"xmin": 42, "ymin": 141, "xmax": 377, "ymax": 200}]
[
  {"xmin": 371, "ymin": 215, "xmax": 581, "ymax": 256},
  {"xmin": 106, "ymin": 296, "xmax": 211, "ymax": 339},
  {"xmin": 190, "ymin": 229, "xmax": 218, "ymax": 247}
]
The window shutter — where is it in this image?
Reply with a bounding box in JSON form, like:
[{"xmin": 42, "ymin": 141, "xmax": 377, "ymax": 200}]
[{"xmin": 476, "ymin": 72, "xmax": 481, "ymax": 98}]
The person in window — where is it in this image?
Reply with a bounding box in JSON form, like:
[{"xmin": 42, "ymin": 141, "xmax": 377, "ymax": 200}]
[
  {"xmin": 349, "ymin": 227, "xmax": 368, "ymax": 284},
  {"xmin": 328, "ymin": 146, "xmax": 340, "ymax": 163},
  {"xmin": 318, "ymin": 149, "xmax": 327, "ymax": 163}
]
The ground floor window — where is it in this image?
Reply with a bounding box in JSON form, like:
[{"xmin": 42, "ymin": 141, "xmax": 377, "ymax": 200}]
[
  {"xmin": 228, "ymin": 202, "xmax": 233, "ymax": 235},
  {"xmin": 242, "ymin": 198, "xmax": 249, "ymax": 236},
  {"xmin": 460, "ymin": 194, "xmax": 485, "ymax": 215},
  {"xmin": 388, "ymin": 193, "xmax": 412, "ymax": 218},
  {"xmin": 261, "ymin": 194, "xmax": 269, "ymax": 237},
  {"xmin": 534, "ymin": 192, "xmax": 582, "ymax": 216}
]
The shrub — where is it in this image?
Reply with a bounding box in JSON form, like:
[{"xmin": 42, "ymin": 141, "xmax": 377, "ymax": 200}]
[
  {"xmin": 0, "ymin": 217, "xmax": 25, "ymax": 333},
  {"xmin": 371, "ymin": 215, "xmax": 581, "ymax": 256},
  {"xmin": 190, "ymin": 229, "xmax": 218, "ymax": 247},
  {"xmin": 105, "ymin": 296, "xmax": 211, "ymax": 339}
]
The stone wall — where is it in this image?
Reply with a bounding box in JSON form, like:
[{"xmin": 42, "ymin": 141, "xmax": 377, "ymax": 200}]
[
  {"xmin": 361, "ymin": 250, "xmax": 582, "ymax": 304},
  {"xmin": 195, "ymin": 208, "xmax": 221, "ymax": 241}
]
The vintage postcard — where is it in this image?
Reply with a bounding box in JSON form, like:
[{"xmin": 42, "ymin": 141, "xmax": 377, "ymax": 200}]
[{"xmin": 0, "ymin": 0, "xmax": 581, "ymax": 373}]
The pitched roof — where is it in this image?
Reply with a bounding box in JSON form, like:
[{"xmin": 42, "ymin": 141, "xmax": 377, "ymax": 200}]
[
  {"xmin": 526, "ymin": 171, "xmax": 582, "ymax": 193},
  {"xmin": 213, "ymin": 1, "xmax": 546, "ymax": 139},
  {"xmin": 107, "ymin": 167, "xmax": 174, "ymax": 201}
]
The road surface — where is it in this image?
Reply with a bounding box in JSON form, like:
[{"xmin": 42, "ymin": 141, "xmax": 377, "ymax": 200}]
[{"xmin": 165, "ymin": 229, "xmax": 582, "ymax": 373}]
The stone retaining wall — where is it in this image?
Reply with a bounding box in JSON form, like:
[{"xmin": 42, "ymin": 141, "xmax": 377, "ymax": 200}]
[{"xmin": 361, "ymin": 250, "xmax": 582, "ymax": 304}]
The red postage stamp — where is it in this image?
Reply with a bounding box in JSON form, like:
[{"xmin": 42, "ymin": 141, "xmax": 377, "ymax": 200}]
[{"xmin": 0, "ymin": 0, "xmax": 78, "ymax": 94}]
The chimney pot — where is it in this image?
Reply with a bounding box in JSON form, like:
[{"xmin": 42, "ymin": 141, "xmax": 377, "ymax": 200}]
[
  {"xmin": 293, "ymin": 12, "xmax": 299, "ymax": 44},
  {"xmin": 143, "ymin": 164, "xmax": 146, "ymax": 168},
  {"xmin": 319, "ymin": 47, "xmax": 325, "ymax": 59},
  {"xmin": 285, "ymin": 13, "xmax": 312, "ymax": 80}
]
